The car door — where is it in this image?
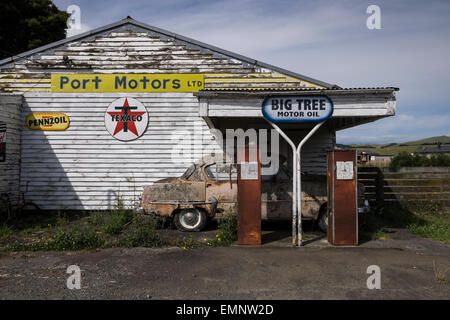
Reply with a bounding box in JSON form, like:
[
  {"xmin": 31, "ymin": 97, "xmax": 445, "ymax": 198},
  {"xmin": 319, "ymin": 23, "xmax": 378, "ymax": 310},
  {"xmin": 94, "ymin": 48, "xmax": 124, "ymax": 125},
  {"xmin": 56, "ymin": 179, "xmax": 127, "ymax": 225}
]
[{"xmin": 204, "ymin": 162, "xmax": 238, "ymax": 214}]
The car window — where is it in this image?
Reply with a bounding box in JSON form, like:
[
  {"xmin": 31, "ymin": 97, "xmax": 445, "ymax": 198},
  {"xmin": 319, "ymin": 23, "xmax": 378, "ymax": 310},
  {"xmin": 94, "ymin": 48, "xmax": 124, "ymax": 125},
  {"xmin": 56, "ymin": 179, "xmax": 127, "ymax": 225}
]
[
  {"xmin": 205, "ymin": 163, "xmax": 237, "ymax": 181},
  {"xmin": 182, "ymin": 164, "xmax": 195, "ymax": 179},
  {"xmin": 261, "ymin": 162, "xmax": 291, "ymax": 181}
]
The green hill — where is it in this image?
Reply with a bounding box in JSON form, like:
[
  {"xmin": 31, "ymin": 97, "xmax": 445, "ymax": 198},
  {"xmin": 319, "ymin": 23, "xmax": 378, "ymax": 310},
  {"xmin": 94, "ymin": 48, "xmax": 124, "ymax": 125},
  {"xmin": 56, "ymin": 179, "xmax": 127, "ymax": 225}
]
[
  {"xmin": 398, "ymin": 135, "xmax": 450, "ymax": 146},
  {"xmin": 342, "ymin": 136, "xmax": 450, "ymax": 156}
]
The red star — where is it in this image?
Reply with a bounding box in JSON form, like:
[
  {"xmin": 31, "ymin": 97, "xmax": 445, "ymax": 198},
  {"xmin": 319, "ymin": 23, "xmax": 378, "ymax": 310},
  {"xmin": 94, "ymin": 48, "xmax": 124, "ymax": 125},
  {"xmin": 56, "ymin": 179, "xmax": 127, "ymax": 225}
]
[{"xmin": 107, "ymin": 98, "xmax": 146, "ymax": 136}]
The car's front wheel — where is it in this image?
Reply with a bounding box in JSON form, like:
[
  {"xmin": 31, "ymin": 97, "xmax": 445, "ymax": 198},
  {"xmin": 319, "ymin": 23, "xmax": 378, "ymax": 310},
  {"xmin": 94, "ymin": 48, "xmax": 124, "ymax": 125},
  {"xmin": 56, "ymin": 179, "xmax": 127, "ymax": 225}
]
[{"xmin": 174, "ymin": 208, "xmax": 207, "ymax": 232}]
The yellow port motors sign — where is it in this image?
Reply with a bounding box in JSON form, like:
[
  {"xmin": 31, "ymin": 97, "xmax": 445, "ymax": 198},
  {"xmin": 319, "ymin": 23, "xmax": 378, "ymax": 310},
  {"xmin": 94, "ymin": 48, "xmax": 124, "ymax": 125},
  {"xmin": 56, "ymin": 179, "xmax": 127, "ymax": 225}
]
[
  {"xmin": 26, "ymin": 113, "xmax": 70, "ymax": 130},
  {"xmin": 51, "ymin": 74, "xmax": 204, "ymax": 92}
]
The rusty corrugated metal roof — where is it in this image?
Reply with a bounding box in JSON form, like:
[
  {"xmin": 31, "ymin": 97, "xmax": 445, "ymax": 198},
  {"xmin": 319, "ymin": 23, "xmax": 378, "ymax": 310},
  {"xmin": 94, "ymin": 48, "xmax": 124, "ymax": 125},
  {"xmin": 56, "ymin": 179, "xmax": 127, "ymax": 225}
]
[
  {"xmin": 200, "ymin": 86, "xmax": 399, "ymax": 91},
  {"xmin": 195, "ymin": 87, "xmax": 399, "ymax": 97},
  {"xmin": 0, "ymin": 17, "xmax": 333, "ymax": 88}
]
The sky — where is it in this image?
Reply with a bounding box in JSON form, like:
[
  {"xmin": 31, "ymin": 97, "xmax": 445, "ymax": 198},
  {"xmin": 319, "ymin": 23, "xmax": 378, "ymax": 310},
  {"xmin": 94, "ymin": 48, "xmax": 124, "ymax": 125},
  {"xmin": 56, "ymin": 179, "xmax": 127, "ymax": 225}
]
[{"xmin": 53, "ymin": 0, "xmax": 450, "ymax": 144}]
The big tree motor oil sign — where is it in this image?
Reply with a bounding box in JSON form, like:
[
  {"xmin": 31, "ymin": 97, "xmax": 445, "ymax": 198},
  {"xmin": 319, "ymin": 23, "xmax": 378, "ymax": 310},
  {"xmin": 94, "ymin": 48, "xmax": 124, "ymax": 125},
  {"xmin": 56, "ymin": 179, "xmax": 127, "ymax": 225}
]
[
  {"xmin": 104, "ymin": 97, "xmax": 149, "ymax": 141},
  {"xmin": 262, "ymin": 96, "xmax": 333, "ymax": 122}
]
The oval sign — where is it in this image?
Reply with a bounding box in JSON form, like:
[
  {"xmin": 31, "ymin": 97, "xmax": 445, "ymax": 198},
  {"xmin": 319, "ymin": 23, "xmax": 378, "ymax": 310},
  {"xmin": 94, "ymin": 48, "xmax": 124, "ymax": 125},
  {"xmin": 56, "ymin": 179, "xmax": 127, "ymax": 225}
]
[
  {"xmin": 262, "ymin": 96, "xmax": 333, "ymax": 122},
  {"xmin": 105, "ymin": 97, "xmax": 149, "ymax": 141},
  {"xmin": 26, "ymin": 113, "xmax": 70, "ymax": 130}
]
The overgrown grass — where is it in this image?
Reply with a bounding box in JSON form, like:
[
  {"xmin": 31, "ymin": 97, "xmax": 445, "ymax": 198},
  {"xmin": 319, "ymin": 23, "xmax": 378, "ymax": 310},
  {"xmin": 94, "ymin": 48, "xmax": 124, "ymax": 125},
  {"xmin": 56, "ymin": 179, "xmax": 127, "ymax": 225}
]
[
  {"xmin": 0, "ymin": 224, "xmax": 13, "ymax": 240},
  {"xmin": 8, "ymin": 227, "xmax": 104, "ymax": 251},
  {"xmin": 117, "ymin": 215, "xmax": 165, "ymax": 248},
  {"xmin": 406, "ymin": 212, "xmax": 450, "ymax": 244},
  {"xmin": 1, "ymin": 188, "xmax": 239, "ymax": 253},
  {"xmin": 90, "ymin": 209, "xmax": 133, "ymax": 236},
  {"xmin": 0, "ymin": 207, "xmax": 239, "ymax": 252},
  {"xmin": 171, "ymin": 235, "xmax": 205, "ymax": 249},
  {"xmin": 361, "ymin": 201, "xmax": 450, "ymax": 244}
]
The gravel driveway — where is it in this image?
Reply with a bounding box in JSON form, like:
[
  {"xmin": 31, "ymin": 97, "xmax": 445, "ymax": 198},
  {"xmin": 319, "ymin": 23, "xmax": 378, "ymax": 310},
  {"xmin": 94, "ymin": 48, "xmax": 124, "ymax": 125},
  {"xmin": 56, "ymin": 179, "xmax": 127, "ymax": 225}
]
[{"xmin": 0, "ymin": 228, "xmax": 448, "ymax": 300}]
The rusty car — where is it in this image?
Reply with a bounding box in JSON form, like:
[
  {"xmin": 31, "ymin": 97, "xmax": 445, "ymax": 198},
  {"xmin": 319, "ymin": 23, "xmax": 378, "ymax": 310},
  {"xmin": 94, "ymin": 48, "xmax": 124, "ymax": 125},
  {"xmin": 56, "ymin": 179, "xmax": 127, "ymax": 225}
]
[{"xmin": 140, "ymin": 154, "xmax": 368, "ymax": 232}]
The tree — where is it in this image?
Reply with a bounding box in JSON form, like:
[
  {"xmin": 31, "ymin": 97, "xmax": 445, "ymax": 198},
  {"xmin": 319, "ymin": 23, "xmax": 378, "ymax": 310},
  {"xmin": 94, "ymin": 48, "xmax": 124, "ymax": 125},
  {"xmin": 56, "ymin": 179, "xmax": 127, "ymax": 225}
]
[
  {"xmin": 0, "ymin": 0, "xmax": 69, "ymax": 60},
  {"xmin": 390, "ymin": 151, "xmax": 450, "ymax": 168}
]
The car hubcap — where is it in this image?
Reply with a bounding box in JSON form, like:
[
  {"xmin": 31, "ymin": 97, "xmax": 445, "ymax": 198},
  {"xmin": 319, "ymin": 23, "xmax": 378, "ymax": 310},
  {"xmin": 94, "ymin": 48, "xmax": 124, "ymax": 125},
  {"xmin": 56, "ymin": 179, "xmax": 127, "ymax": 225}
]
[{"xmin": 180, "ymin": 210, "xmax": 201, "ymax": 229}]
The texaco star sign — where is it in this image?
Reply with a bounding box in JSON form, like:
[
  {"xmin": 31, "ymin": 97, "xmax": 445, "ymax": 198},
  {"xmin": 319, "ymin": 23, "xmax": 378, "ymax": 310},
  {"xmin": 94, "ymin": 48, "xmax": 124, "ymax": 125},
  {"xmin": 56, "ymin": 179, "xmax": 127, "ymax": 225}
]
[{"xmin": 104, "ymin": 97, "xmax": 149, "ymax": 141}]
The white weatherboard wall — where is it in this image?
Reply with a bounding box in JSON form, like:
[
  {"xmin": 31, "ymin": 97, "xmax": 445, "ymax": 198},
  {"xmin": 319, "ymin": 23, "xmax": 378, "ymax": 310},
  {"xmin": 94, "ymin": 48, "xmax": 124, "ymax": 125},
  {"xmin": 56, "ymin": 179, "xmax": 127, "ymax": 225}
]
[
  {"xmin": 21, "ymin": 92, "xmax": 220, "ymax": 210},
  {"xmin": 21, "ymin": 91, "xmax": 334, "ymax": 210},
  {"xmin": 0, "ymin": 94, "xmax": 22, "ymax": 206},
  {"xmin": 0, "ymin": 22, "xmax": 330, "ymax": 211}
]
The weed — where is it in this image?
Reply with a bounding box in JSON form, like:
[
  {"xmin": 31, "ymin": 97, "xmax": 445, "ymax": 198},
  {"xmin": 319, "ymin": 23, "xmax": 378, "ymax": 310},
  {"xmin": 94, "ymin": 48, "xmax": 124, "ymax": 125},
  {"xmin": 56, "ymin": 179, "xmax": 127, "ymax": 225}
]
[
  {"xmin": 49, "ymin": 227, "xmax": 104, "ymax": 250},
  {"xmin": 210, "ymin": 213, "xmax": 237, "ymax": 246},
  {"xmin": 17, "ymin": 225, "xmax": 41, "ymax": 237},
  {"xmin": 55, "ymin": 212, "xmax": 68, "ymax": 227},
  {"xmin": 119, "ymin": 215, "xmax": 164, "ymax": 248},
  {"xmin": 101, "ymin": 210, "xmax": 133, "ymax": 236},
  {"xmin": 372, "ymin": 230, "xmax": 390, "ymax": 240},
  {"xmin": 362, "ymin": 201, "xmax": 450, "ymax": 244},
  {"xmin": 89, "ymin": 210, "xmax": 106, "ymax": 226},
  {"xmin": 433, "ymin": 260, "xmax": 449, "ymax": 282},
  {"xmin": 114, "ymin": 195, "xmax": 126, "ymax": 211},
  {"xmin": 0, "ymin": 224, "xmax": 13, "ymax": 240},
  {"xmin": 8, "ymin": 227, "xmax": 104, "ymax": 251},
  {"xmin": 89, "ymin": 209, "xmax": 133, "ymax": 236},
  {"xmin": 171, "ymin": 235, "xmax": 203, "ymax": 249},
  {"xmin": 407, "ymin": 213, "xmax": 450, "ymax": 244}
]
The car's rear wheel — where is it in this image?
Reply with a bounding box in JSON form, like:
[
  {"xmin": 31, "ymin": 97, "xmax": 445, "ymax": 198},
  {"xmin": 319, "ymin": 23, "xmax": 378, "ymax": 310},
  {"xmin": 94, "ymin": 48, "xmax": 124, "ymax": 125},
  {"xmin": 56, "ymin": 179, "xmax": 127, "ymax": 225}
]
[
  {"xmin": 174, "ymin": 208, "xmax": 207, "ymax": 232},
  {"xmin": 317, "ymin": 204, "xmax": 328, "ymax": 233}
]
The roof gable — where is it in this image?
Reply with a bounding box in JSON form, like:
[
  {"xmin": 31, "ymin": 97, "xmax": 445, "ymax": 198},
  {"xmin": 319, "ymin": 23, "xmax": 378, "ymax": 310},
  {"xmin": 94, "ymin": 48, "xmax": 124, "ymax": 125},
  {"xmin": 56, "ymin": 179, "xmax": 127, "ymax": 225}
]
[{"xmin": 0, "ymin": 17, "xmax": 333, "ymax": 92}]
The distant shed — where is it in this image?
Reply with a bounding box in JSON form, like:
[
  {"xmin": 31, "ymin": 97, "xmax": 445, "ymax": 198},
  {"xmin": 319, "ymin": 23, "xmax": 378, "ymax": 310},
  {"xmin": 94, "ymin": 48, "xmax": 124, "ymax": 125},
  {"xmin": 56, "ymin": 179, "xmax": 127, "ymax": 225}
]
[{"xmin": 414, "ymin": 145, "xmax": 450, "ymax": 157}]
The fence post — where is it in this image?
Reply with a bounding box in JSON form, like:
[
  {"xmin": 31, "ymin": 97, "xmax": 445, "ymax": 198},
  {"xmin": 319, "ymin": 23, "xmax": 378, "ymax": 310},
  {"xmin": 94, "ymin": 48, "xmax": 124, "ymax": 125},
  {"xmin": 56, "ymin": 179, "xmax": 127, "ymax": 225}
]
[{"xmin": 376, "ymin": 168, "xmax": 384, "ymax": 210}]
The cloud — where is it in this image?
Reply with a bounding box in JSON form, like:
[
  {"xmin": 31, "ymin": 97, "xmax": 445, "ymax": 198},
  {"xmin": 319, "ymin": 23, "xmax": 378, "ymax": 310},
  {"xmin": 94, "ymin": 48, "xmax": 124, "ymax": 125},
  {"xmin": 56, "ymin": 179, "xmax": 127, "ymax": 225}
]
[
  {"xmin": 337, "ymin": 113, "xmax": 450, "ymax": 144},
  {"xmin": 66, "ymin": 23, "xmax": 92, "ymax": 37}
]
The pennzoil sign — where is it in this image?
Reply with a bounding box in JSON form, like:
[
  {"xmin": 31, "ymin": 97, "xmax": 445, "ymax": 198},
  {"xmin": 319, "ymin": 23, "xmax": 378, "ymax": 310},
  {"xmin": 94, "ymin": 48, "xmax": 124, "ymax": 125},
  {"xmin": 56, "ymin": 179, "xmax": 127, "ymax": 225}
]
[
  {"xmin": 26, "ymin": 113, "xmax": 70, "ymax": 130},
  {"xmin": 105, "ymin": 97, "xmax": 149, "ymax": 141}
]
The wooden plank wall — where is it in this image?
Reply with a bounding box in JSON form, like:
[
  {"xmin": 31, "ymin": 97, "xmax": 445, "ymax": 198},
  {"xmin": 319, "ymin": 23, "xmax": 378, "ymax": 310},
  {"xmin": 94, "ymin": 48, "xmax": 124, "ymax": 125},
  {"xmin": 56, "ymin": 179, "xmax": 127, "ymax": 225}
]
[
  {"xmin": 0, "ymin": 94, "xmax": 22, "ymax": 207},
  {"xmin": 358, "ymin": 166, "xmax": 450, "ymax": 212}
]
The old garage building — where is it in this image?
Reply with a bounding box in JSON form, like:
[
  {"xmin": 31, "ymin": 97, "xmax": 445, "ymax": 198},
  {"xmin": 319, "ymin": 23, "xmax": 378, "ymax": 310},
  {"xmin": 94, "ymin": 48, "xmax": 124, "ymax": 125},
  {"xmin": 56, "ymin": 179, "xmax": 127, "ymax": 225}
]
[{"xmin": 0, "ymin": 17, "xmax": 397, "ymax": 213}]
